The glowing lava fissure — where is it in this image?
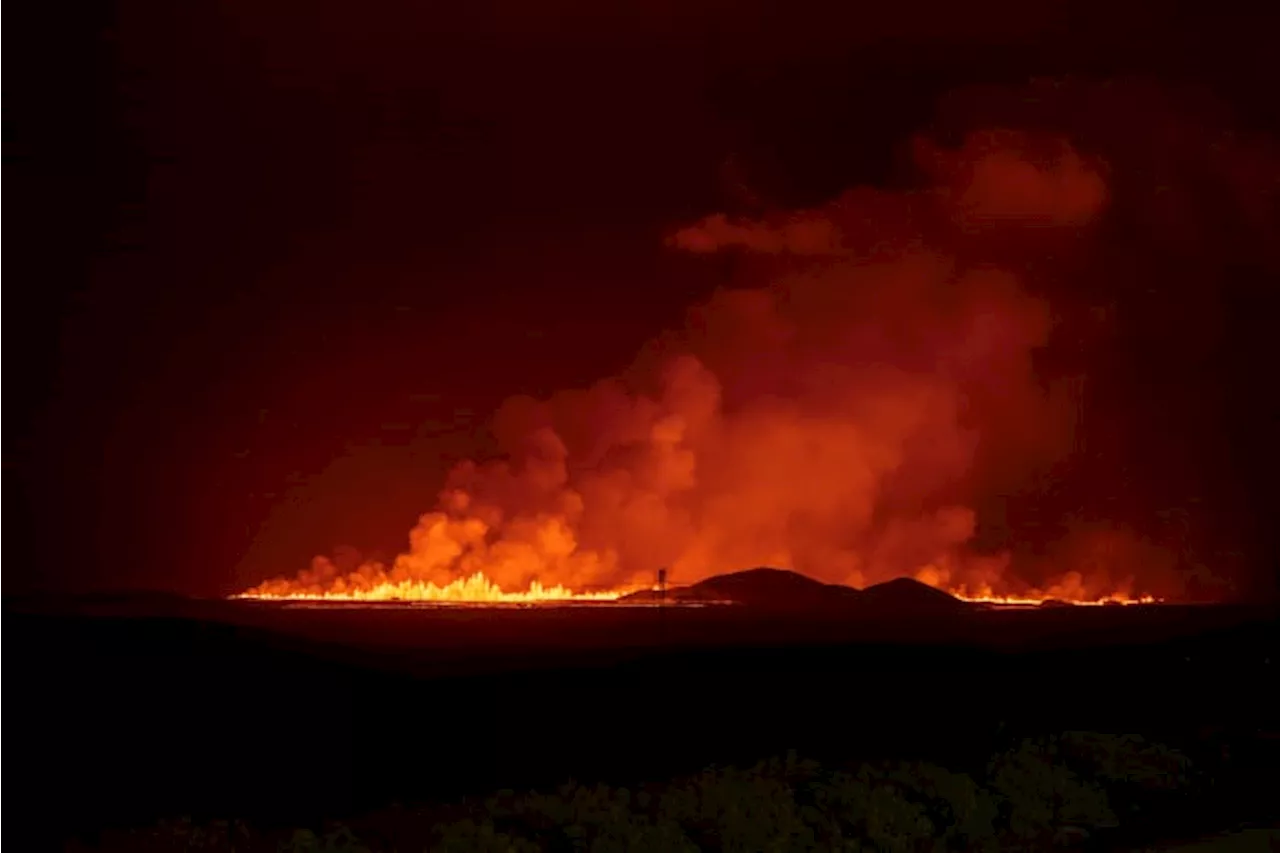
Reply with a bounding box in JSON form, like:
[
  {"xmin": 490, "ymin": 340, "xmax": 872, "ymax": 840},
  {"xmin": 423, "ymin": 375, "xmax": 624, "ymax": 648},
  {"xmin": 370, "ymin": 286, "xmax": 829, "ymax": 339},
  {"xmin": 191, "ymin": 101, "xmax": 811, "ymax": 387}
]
[
  {"xmin": 951, "ymin": 592, "xmax": 1159, "ymax": 607},
  {"xmin": 233, "ymin": 570, "xmax": 1161, "ymax": 607},
  {"xmin": 233, "ymin": 571, "xmax": 631, "ymax": 604}
]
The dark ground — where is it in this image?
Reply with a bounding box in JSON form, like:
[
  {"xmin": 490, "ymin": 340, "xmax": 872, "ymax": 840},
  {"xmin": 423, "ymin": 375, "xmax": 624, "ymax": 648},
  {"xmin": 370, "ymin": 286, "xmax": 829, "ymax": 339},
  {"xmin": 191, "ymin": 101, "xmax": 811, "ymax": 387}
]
[{"xmin": 5, "ymin": 597, "xmax": 1279, "ymax": 848}]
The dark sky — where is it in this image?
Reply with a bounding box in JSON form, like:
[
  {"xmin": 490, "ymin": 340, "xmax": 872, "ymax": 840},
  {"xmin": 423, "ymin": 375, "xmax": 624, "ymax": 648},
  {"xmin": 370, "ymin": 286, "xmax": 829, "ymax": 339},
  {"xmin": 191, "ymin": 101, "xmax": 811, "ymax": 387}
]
[{"xmin": 6, "ymin": 0, "xmax": 1279, "ymax": 597}]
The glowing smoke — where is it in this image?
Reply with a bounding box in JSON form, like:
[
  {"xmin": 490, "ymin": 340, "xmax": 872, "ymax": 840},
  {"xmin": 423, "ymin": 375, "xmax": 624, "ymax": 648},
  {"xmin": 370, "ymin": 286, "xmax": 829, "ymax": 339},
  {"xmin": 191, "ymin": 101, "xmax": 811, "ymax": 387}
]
[{"xmin": 244, "ymin": 123, "xmax": 1179, "ymax": 601}]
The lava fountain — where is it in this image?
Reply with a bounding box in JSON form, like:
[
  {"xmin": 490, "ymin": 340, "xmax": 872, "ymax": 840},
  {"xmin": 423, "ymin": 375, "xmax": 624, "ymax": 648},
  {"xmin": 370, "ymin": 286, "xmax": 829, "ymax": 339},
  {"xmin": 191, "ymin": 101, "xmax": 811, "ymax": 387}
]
[{"xmin": 234, "ymin": 571, "xmax": 629, "ymax": 604}]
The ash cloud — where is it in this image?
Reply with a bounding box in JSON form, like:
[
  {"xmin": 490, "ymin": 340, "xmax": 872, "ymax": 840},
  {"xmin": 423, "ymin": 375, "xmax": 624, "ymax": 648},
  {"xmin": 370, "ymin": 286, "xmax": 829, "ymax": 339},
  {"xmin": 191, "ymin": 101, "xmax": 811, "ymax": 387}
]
[{"xmin": 250, "ymin": 80, "xmax": 1279, "ymax": 602}]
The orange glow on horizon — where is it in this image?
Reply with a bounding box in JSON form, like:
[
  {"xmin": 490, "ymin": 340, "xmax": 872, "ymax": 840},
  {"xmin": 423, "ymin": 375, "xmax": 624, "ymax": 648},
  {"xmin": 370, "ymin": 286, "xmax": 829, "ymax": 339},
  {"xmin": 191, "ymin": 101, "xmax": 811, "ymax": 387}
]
[
  {"xmin": 950, "ymin": 592, "xmax": 1159, "ymax": 607},
  {"xmin": 233, "ymin": 571, "xmax": 629, "ymax": 603},
  {"xmin": 232, "ymin": 570, "xmax": 1161, "ymax": 607}
]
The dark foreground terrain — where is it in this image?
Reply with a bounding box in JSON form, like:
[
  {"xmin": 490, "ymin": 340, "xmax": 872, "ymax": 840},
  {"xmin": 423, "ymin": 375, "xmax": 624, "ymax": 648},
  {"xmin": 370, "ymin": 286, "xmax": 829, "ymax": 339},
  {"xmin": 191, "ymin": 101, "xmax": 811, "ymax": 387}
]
[{"xmin": 5, "ymin": 595, "xmax": 1279, "ymax": 849}]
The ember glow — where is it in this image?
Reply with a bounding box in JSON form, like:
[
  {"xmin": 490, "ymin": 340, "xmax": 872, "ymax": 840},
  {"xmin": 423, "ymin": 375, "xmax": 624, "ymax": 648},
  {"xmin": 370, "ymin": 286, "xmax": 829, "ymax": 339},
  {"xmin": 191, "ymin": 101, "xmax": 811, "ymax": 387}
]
[
  {"xmin": 949, "ymin": 591, "xmax": 1159, "ymax": 607},
  {"xmin": 234, "ymin": 566, "xmax": 1160, "ymax": 606},
  {"xmin": 236, "ymin": 571, "xmax": 628, "ymax": 603},
  {"xmin": 233, "ymin": 570, "xmax": 1159, "ymax": 606},
  {"xmin": 237, "ymin": 126, "xmax": 1191, "ymax": 608}
]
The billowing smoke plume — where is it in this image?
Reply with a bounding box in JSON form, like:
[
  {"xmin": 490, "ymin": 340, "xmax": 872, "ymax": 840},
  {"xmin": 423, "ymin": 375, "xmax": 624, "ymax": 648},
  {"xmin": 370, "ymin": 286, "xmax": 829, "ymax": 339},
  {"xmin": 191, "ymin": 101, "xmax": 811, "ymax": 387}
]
[{"xmin": 248, "ymin": 82, "xmax": 1278, "ymax": 602}]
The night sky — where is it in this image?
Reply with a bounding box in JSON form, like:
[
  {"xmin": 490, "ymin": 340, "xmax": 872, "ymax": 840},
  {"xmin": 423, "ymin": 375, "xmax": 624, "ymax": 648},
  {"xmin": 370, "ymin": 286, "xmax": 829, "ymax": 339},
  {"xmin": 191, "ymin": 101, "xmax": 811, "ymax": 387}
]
[{"xmin": 6, "ymin": 0, "xmax": 1279, "ymax": 598}]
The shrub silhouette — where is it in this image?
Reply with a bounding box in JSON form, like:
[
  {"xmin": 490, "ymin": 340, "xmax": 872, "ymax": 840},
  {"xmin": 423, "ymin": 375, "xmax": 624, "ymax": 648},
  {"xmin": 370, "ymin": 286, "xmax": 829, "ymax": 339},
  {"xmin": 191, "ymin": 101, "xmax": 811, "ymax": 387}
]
[
  {"xmin": 987, "ymin": 737, "xmax": 1117, "ymax": 844},
  {"xmin": 71, "ymin": 732, "xmax": 1213, "ymax": 852},
  {"xmin": 431, "ymin": 819, "xmax": 542, "ymax": 853},
  {"xmin": 1057, "ymin": 731, "xmax": 1191, "ymax": 790},
  {"xmin": 506, "ymin": 782, "xmax": 697, "ymax": 852},
  {"xmin": 883, "ymin": 762, "xmax": 1000, "ymax": 850},
  {"xmin": 282, "ymin": 826, "xmax": 373, "ymax": 853},
  {"xmin": 656, "ymin": 759, "xmax": 823, "ymax": 852}
]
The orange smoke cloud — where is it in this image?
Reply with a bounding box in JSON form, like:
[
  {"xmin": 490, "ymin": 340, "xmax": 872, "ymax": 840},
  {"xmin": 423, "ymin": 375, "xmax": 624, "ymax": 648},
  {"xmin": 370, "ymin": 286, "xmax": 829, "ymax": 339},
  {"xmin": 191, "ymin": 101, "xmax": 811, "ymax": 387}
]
[
  {"xmin": 241, "ymin": 128, "xmax": 1173, "ymax": 603},
  {"xmin": 670, "ymin": 130, "xmax": 1107, "ymax": 255},
  {"xmin": 915, "ymin": 130, "xmax": 1108, "ymax": 230}
]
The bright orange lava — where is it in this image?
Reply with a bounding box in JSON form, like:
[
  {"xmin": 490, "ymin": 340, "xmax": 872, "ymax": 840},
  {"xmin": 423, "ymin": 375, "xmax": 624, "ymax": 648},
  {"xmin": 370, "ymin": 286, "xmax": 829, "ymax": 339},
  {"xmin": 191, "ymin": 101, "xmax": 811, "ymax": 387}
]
[
  {"xmin": 232, "ymin": 571, "xmax": 1159, "ymax": 606},
  {"xmin": 232, "ymin": 571, "xmax": 628, "ymax": 603},
  {"xmin": 951, "ymin": 592, "xmax": 1159, "ymax": 607}
]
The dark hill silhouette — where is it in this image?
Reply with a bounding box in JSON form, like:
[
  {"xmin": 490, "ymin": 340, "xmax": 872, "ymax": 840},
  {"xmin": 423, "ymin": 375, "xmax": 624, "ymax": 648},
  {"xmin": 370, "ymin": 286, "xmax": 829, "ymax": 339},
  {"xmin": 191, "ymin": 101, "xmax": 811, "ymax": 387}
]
[
  {"xmin": 692, "ymin": 567, "xmax": 864, "ymax": 607},
  {"xmin": 622, "ymin": 567, "xmax": 862, "ymax": 609},
  {"xmin": 622, "ymin": 569, "xmax": 973, "ymax": 616},
  {"xmin": 853, "ymin": 577, "xmax": 971, "ymax": 616}
]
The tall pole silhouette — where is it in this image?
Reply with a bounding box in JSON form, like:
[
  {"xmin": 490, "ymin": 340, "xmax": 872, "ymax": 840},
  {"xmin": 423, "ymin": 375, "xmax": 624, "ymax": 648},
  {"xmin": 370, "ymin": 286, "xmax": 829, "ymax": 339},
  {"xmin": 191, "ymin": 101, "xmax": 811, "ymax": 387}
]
[{"xmin": 657, "ymin": 567, "xmax": 668, "ymax": 644}]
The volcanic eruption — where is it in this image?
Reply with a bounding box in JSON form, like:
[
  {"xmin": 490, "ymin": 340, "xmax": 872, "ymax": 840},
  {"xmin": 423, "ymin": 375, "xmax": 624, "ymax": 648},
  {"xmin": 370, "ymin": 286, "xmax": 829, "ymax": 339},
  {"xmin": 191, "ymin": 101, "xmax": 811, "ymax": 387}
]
[{"xmin": 239, "ymin": 86, "xmax": 1269, "ymax": 607}]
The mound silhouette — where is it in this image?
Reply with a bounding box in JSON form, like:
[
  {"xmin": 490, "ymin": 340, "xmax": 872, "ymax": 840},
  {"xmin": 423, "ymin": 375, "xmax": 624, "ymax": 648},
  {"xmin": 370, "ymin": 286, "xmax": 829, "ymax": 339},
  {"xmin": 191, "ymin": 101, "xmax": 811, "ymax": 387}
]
[
  {"xmin": 622, "ymin": 569, "xmax": 971, "ymax": 616},
  {"xmin": 622, "ymin": 567, "xmax": 861, "ymax": 609},
  {"xmin": 852, "ymin": 577, "xmax": 970, "ymax": 617}
]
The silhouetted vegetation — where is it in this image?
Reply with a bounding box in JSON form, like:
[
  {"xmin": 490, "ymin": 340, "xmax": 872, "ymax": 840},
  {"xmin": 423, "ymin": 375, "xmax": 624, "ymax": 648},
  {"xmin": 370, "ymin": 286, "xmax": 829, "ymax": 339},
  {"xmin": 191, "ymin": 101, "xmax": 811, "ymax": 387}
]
[
  {"xmin": 15, "ymin": 601, "xmax": 1275, "ymax": 850},
  {"xmin": 69, "ymin": 731, "xmax": 1274, "ymax": 852}
]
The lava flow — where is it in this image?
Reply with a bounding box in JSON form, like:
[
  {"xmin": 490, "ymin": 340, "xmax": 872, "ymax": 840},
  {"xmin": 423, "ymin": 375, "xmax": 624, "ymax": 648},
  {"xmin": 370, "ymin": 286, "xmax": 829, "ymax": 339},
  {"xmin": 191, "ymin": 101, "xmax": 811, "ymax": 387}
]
[
  {"xmin": 233, "ymin": 569, "xmax": 1159, "ymax": 606},
  {"xmin": 234, "ymin": 571, "xmax": 627, "ymax": 604},
  {"xmin": 950, "ymin": 592, "xmax": 1159, "ymax": 607}
]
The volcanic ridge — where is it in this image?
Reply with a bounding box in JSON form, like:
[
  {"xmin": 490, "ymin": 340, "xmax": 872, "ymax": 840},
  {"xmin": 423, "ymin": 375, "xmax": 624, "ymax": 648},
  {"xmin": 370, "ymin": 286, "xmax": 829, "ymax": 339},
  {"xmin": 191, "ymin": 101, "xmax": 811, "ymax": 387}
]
[{"xmin": 621, "ymin": 567, "xmax": 970, "ymax": 616}]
